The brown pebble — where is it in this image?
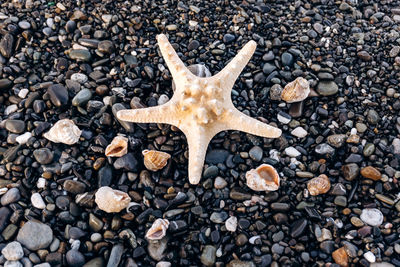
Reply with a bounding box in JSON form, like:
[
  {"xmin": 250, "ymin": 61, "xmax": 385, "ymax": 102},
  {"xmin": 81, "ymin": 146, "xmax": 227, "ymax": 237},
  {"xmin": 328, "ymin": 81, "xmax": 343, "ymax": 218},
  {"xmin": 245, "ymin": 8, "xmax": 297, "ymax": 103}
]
[
  {"xmin": 360, "ymin": 166, "xmax": 381, "ymax": 181},
  {"xmin": 332, "ymin": 247, "xmax": 349, "ymax": 267}
]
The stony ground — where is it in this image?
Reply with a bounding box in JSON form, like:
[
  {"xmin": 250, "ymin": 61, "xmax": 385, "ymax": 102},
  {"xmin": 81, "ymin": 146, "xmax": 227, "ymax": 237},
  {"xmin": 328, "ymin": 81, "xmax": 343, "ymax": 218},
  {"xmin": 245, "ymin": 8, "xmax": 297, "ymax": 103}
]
[{"xmin": 0, "ymin": 0, "xmax": 400, "ymax": 266}]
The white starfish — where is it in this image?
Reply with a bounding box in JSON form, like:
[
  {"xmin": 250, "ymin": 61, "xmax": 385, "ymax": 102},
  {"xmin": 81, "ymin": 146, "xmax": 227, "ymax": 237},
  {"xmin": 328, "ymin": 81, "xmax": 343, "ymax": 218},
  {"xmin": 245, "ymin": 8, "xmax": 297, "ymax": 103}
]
[{"xmin": 117, "ymin": 34, "xmax": 282, "ymax": 184}]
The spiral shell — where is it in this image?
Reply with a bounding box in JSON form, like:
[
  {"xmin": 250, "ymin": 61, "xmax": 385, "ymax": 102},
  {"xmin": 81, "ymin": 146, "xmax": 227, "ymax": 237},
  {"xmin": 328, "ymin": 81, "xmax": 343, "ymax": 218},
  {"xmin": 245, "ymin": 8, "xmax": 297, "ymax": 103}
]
[
  {"xmin": 145, "ymin": 218, "xmax": 170, "ymax": 240},
  {"xmin": 245, "ymin": 164, "xmax": 280, "ymax": 191},
  {"xmin": 307, "ymin": 174, "xmax": 331, "ymax": 196},
  {"xmin": 95, "ymin": 186, "xmax": 131, "ymax": 213},
  {"xmin": 43, "ymin": 119, "xmax": 82, "ymax": 145},
  {"xmin": 281, "ymin": 77, "xmax": 310, "ymax": 103},
  {"xmin": 142, "ymin": 150, "xmax": 171, "ymax": 171},
  {"xmin": 105, "ymin": 136, "xmax": 128, "ymax": 157}
]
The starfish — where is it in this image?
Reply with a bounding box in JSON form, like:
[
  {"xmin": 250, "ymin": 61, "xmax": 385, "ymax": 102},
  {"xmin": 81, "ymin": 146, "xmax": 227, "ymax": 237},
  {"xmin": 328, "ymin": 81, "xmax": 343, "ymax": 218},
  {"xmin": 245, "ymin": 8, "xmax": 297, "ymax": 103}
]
[{"xmin": 117, "ymin": 34, "xmax": 282, "ymax": 184}]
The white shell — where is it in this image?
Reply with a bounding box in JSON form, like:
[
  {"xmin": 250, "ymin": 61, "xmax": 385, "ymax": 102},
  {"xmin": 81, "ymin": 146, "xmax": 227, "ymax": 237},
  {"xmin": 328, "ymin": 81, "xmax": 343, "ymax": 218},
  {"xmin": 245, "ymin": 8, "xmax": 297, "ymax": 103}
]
[
  {"xmin": 245, "ymin": 164, "xmax": 280, "ymax": 191},
  {"xmin": 145, "ymin": 218, "xmax": 170, "ymax": 240},
  {"xmin": 43, "ymin": 119, "xmax": 82, "ymax": 145},
  {"xmin": 360, "ymin": 208, "xmax": 383, "ymax": 227},
  {"xmin": 95, "ymin": 186, "xmax": 131, "ymax": 213},
  {"xmin": 105, "ymin": 136, "xmax": 128, "ymax": 157}
]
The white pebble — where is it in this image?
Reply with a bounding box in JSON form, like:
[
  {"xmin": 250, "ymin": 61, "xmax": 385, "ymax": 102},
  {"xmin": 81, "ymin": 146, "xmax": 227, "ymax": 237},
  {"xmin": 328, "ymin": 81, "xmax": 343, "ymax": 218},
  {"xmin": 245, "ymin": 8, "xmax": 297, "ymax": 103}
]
[
  {"xmin": 285, "ymin": 147, "xmax": 301, "ymax": 157},
  {"xmin": 249, "ymin": 236, "xmax": 261, "ymax": 244},
  {"xmin": 90, "ymin": 233, "xmax": 102, "ymax": 242},
  {"xmin": 111, "ymin": 87, "xmax": 126, "ymax": 96},
  {"xmin": 225, "ymin": 216, "xmax": 237, "ymax": 232},
  {"xmin": 1, "ymin": 241, "xmax": 24, "ymax": 261},
  {"xmin": 156, "ymin": 262, "xmax": 171, "ymax": 267},
  {"xmin": 31, "ymin": 193, "xmax": 46, "ymax": 209},
  {"xmin": 392, "ymin": 138, "xmax": 400, "ymax": 155},
  {"xmin": 360, "ymin": 208, "xmax": 383, "ymax": 227},
  {"xmin": 71, "ymin": 73, "xmax": 88, "ymax": 84},
  {"xmin": 157, "ymin": 94, "xmax": 170, "ymax": 105},
  {"xmin": 36, "ymin": 178, "xmax": 46, "ymax": 189},
  {"xmin": 72, "ymin": 44, "xmax": 88, "ymax": 50},
  {"xmin": 18, "ymin": 89, "xmax": 29, "ymax": 99},
  {"xmin": 364, "ymin": 251, "xmax": 376, "ymax": 263},
  {"xmin": 4, "ymin": 260, "xmax": 23, "ymax": 267},
  {"xmin": 291, "ymin": 127, "xmax": 308, "ymax": 138},
  {"xmin": 277, "ymin": 113, "xmax": 291, "ymax": 124},
  {"xmin": 70, "ymin": 240, "xmax": 80, "ymax": 250},
  {"xmin": 16, "ymin": 132, "xmax": 32, "ymax": 145},
  {"xmin": 4, "ymin": 104, "xmax": 18, "ymax": 116}
]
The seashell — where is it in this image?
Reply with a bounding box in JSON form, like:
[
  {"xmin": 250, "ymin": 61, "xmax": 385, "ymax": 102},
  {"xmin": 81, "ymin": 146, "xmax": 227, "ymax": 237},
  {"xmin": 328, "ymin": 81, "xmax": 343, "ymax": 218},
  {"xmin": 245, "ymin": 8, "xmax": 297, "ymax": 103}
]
[
  {"xmin": 281, "ymin": 77, "xmax": 310, "ymax": 103},
  {"xmin": 307, "ymin": 174, "xmax": 331, "ymax": 196},
  {"xmin": 142, "ymin": 150, "xmax": 171, "ymax": 171},
  {"xmin": 95, "ymin": 186, "xmax": 131, "ymax": 213},
  {"xmin": 245, "ymin": 164, "xmax": 280, "ymax": 191},
  {"xmin": 145, "ymin": 218, "xmax": 170, "ymax": 240},
  {"xmin": 105, "ymin": 136, "xmax": 128, "ymax": 157},
  {"xmin": 43, "ymin": 119, "xmax": 82, "ymax": 145}
]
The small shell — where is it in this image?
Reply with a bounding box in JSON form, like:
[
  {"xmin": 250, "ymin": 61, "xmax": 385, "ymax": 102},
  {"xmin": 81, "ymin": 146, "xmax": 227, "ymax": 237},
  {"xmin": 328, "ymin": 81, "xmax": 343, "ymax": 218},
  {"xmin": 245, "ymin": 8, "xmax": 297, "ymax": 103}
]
[
  {"xmin": 145, "ymin": 218, "xmax": 170, "ymax": 240},
  {"xmin": 245, "ymin": 164, "xmax": 280, "ymax": 191},
  {"xmin": 281, "ymin": 77, "xmax": 310, "ymax": 103},
  {"xmin": 307, "ymin": 174, "xmax": 331, "ymax": 196},
  {"xmin": 105, "ymin": 136, "xmax": 128, "ymax": 157},
  {"xmin": 95, "ymin": 186, "xmax": 131, "ymax": 213},
  {"xmin": 43, "ymin": 119, "xmax": 82, "ymax": 145},
  {"xmin": 142, "ymin": 150, "xmax": 171, "ymax": 171}
]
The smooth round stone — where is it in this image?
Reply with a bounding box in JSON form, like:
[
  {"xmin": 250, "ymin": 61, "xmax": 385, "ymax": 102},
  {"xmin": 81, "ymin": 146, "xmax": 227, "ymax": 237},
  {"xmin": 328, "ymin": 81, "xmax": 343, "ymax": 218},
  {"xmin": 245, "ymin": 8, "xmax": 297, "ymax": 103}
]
[
  {"xmin": 98, "ymin": 40, "xmax": 114, "ymax": 54},
  {"xmin": 355, "ymin": 123, "xmax": 367, "ymax": 133},
  {"xmin": 63, "ymin": 180, "xmax": 86, "ymax": 194},
  {"xmin": 16, "ymin": 132, "xmax": 32, "ymax": 145},
  {"xmin": 249, "ymin": 146, "xmax": 263, "ymax": 162},
  {"xmin": 42, "ymin": 27, "xmax": 52, "ymax": 36},
  {"xmin": 285, "ymin": 147, "xmax": 301, "ymax": 157},
  {"xmin": 364, "ymin": 251, "xmax": 376, "ymax": 263},
  {"xmin": 66, "ymin": 250, "xmax": 85, "ymax": 267},
  {"xmin": 363, "ymin": 143, "xmax": 375, "ymax": 157},
  {"xmin": 360, "ymin": 208, "xmax": 383, "ymax": 227},
  {"xmin": 210, "ymin": 211, "xmax": 228, "ymax": 224},
  {"xmin": 4, "ymin": 260, "xmax": 23, "ymax": 267},
  {"xmin": 334, "ymin": 196, "xmax": 347, "ymax": 207},
  {"xmin": 1, "ymin": 188, "xmax": 21, "ymax": 206},
  {"xmin": 270, "ymin": 84, "xmax": 283, "ymax": 101},
  {"xmin": 72, "ymin": 89, "xmax": 92, "ymax": 106},
  {"xmin": 33, "ymin": 148, "xmax": 54, "ymax": 164},
  {"xmin": 223, "ymin": 33, "xmax": 235, "ymax": 43},
  {"xmin": 4, "ymin": 104, "xmax": 17, "ymax": 115},
  {"xmin": 187, "ymin": 40, "xmax": 200, "ymax": 51},
  {"xmin": 271, "ymin": 243, "xmax": 284, "ymax": 254},
  {"xmin": 263, "ymin": 63, "xmax": 276, "ymax": 74},
  {"xmin": 214, "ymin": 177, "xmax": 227, "ymax": 189},
  {"xmin": 69, "ymin": 227, "xmax": 86, "ymax": 239},
  {"xmin": 0, "ymin": 79, "xmax": 12, "ymax": 89},
  {"xmin": 18, "ymin": 21, "xmax": 31, "ymax": 29},
  {"xmin": 31, "ymin": 193, "xmax": 46, "ymax": 209},
  {"xmin": 71, "ymin": 73, "xmax": 88, "ymax": 84},
  {"xmin": 281, "ymin": 52, "xmax": 294, "ymax": 67},
  {"xmin": 291, "ymin": 127, "xmax": 307, "ymax": 138},
  {"xmin": 317, "ymin": 81, "xmax": 338, "ymax": 96},
  {"xmin": 16, "ymin": 220, "xmax": 53, "ymax": 250},
  {"xmin": 225, "ymin": 216, "xmax": 237, "ymax": 232},
  {"xmin": 236, "ymin": 233, "xmax": 248, "ymax": 246},
  {"xmin": 367, "ymin": 109, "xmax": 380, "ymax": 124},
  {"xmin": 1, "ymin": 241, "xmax": 24, "ymax": 261},
  {"xmin": 5, "ymin": 120, "xmax": 25, "ymax": 134},
  {"xmin": 315, "ymin": 143, "xmax": 335, "ymax": 156},
  {"xmin": 69, "ymin": 49, "xmax": 92, "ymax": 62},
  {"xmin": 200, "ymin": 245, "xmax": 216, "ymax": 267},
  {"xmin": 90, "ymin": 233, "xmax": 102, "ymax": 242}
]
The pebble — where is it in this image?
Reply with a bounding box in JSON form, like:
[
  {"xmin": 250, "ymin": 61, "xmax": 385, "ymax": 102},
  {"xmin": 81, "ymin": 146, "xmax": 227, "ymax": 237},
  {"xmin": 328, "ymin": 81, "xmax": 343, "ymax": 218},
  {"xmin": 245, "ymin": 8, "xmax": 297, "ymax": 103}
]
[
  {"xmin": 291, "ymin": 127, "xmax": 307, "ymax": 138},
  {"xmin": 33, "ymin": 148, "xmax": 53, "ymax": 165},
  {"xmin": 214, "ymin": 177, "xmax": 227, "ymax": 189},
  {"xmin": 1, "ymin": 188, "xmax": 21, "ymax": 206},
  {"xmin": 285, "ymin": 147, "xmax": 301, "ymax": 157},
  {"xmin": 248, "ymin": 146, "xmax": 263, "ymax": 161},
  {"xmin": 317, "ymin": 81, "xmax": 338, "ymax": 96},
  {"xmin": 360, "ymin": 166, "xmax": 381, "ymax": 181},
  {"xmin": 66, "ymin": 249, "xmax": 85, "ymax": 267},
  {"xmin": 223, "ymin": 34, "xmax": 235, "ymax": 43},
  {"xmin": 210, "ymin": 211, "xmax": 228, "ymax": 224},
  {"xmin": 269, "ymin": 84, "xmax": 282, "ymax": 101},
  {"xmin": 71, "ymin": 73, "xmax": 88, "ymax": 84},
  {"xmin": 47, "ymin": 84, "xmax": 69, "ymax": 107},
  {"xmin": 360, "ymin": 208, "xmax": 383, "ymax": 226},
  {"xmin": 281, "ymin": 52, "xmax": 294, "ymax": 67},
  {"xmin": 16, "ymin": 220, "xmax": 53, "ymax": 250},
  {"xmin": 31, "ymin": 193, "xmax": 46, "ymax": 209},
  {"xmin": 1, "ymin": 241, "xmax": 24, "ymax": 261},
  {"xmin": 225, "ymin": 216, "xmax": 238, "ymax": 232},
  {"xmin": 72, "ymin": 89, "xmax": 92, "ymax": 106},
  {"xmin": 5, "ymin": 120, "xmax": 25, "ymax": 134},
  {"xmin": 69, "ymin": 49, "xmax": 92, "ymax": 62},
  {"xmin": 364, "ymin": 251, "xmax": 376, "ymax": 263},
  {"xmin": 200, "ymin": 245, "xmax": 216, "ymax": 267}
]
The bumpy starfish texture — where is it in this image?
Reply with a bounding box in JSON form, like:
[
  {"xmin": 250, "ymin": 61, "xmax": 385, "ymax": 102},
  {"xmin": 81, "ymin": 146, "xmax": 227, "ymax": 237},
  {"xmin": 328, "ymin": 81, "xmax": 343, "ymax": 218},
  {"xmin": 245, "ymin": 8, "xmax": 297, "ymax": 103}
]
[{"xmin": 117, "ymin": 34, "xmax": 282, "ymax": 184}]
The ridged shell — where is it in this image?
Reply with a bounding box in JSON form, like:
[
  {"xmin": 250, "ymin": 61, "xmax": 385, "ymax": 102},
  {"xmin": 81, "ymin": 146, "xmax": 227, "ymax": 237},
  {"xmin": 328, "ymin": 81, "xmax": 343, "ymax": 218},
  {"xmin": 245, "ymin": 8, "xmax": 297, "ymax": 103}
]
[
  {"xmin": 245, "ymin": 164, "xmax": 280, "ymax": 191},
  {"xmin": 43, "ymin": 119, "xmax": 82, "ymax": 145},
  {"xmin": 142, "ymin": 150, "xmax": 171, "ymax": 171},
  {"xmin": 145, "ymin": 218, "xmax": 170, "ymax": 240},
  {"xmin": 95, "ymin": 186, "xmax": 131, "ymax": 213},
  {"xmin": 307, "ymin": 174, "xmax": 331, "ymax": 196},
  {"xmin": 105, "ymin": 136, "xmax": 128, "ymax": 157},
  {"xmin": 281, "ymin": 77, "xmax": 310, "ymax": 103}
]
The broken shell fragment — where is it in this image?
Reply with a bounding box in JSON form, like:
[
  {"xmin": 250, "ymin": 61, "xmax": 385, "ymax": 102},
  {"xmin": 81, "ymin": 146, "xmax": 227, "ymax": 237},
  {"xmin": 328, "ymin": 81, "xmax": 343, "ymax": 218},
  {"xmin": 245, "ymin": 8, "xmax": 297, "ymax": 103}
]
[
  {"xmin": 105, "ymin": 136, "xmax": 128, "ymax": 157},
  {"xmin": 43, "ymin": 119, "xmax": 82, "ymax": 145},
  {"xmin": 95, "ymin": 186, "xmax": 131, "ymax": 213},
  {"xmin": 307, "ymin": 174, "xmax": 331, "ymax": 196},
  {"xmin": 281, "ymin": 77, "xmax": 310, "ymax": 103},
  {"xmin": 145, "ymin": 218, "xmax": 170, "ymax": 240},
  {"xmin": 142, "ymin": 150, "xmax": 171, "ymax": 171},
  {"xmin": 245, "ymin": 164, "xmax": 280, "ymax": 191}
]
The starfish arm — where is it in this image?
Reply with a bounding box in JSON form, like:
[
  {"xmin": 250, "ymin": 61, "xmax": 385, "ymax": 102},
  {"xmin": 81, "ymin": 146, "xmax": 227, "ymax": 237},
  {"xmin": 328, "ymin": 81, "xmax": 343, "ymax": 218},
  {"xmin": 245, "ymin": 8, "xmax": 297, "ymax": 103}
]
[
  {"xmin": 157, "ymin": 34, "xmax": 192, "ymax": 83},
  {"xmin": 116, "ymin": 104, "xmax": 176, "ymax": 125},
  {"xmin": 183, "ymin": 127, "xmax": 213, "ymax": 185},
  {"xmin": 214, "ymin": 40, "xmax": 257, "ymax": 90},
  {"xmin": 224, "ymin": 109, "xmax": 282, "ymax": 138}
]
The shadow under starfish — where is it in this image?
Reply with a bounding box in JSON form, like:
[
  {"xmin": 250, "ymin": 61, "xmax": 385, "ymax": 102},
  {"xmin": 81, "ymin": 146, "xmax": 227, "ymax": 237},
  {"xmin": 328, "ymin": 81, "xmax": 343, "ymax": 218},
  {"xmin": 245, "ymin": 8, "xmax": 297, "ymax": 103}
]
[{"xmin": 117, "ymin": 34, "xmax": 282, "ymax": 185}]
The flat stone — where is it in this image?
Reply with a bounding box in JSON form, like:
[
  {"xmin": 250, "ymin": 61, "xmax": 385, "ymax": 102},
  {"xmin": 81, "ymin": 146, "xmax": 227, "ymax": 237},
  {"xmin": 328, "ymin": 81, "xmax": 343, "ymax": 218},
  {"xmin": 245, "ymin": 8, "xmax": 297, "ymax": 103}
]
[
  {"xmin": 5, "ymin": 120, "xmax": 25, "ymax": 134},
  {"xmin": 317, "ymin": 81, "xmax": 338, "ymax": 96},
  {"xmin": 200, "ymin": 245, "xmax": 216, "ymax": 267},
  {"xmin": 72, "ymin": 89, "xmax": 92, "ymax": 106},
  {"xmin": 33, "ymin": 148, "xmax": 53, "ymax": 164},
  {"xmin": 205, "ymin": 149, "xmax": 229, "ymax": 164},
  {"xmin": 0, "ymin": 79, "xmax": 12, "ymax": 90},
  {"xmin": 69, "ymin": 49, "xmax": 92, "ymax": 62},
  {"xmin": 63, "ymin": 180, "xmax": 86, "ymax": 194},
  {"xmin": 17, "ymin": 220, "xmax": 53, "ymax": 250},
  {"xmin": 47, "ymin": 84, "xmax": 69, "ymax": 107},
  {"xmin": 0, "ymin": 33, "xmax": 14, "ymax": 58},
  {"xmin": 1, "ymin": 241, "xmax": 24, "ymax": 261},
  {"xmin": 1, "ymin": 188, "xmax": 21, "ymax": 206}
]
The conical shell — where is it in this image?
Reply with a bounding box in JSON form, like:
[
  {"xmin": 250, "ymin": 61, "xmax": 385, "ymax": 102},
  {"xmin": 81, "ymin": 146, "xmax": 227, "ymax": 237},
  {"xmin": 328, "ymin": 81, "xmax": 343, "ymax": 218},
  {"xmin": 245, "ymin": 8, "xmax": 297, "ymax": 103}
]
[
  {"xmin": 95, "ymin": 186, "xmax": 131, "ymax": 213},
  {"xmin": 245, "ymin": 164, "xmax": 280, "ymax": 191},
  {"xmin": 142, "ymin": 150, "xmax": 171, "ymax": 171},
  {"xmin": 105, "ymin": 136, "xmax": 128, "ymax": 157},
  {"xmin": 43, "ymin": 119, "xmax": 82, "ymax": 145},
  {"xmin": 307, "ymin": 174, "xmax": 331, "ymax": 196},
  {"xmin": 281, "ymin": 77, "xmax": 310, "ymax": 103},
  {"xmin": 145, "ymin": 218, "xmax": 170, "ymax": 240}
]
